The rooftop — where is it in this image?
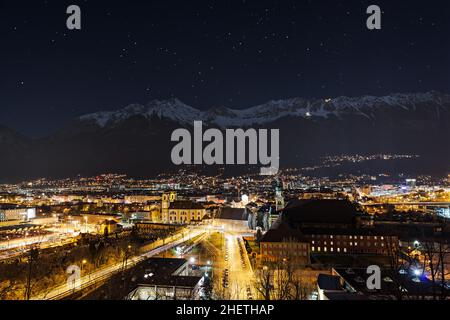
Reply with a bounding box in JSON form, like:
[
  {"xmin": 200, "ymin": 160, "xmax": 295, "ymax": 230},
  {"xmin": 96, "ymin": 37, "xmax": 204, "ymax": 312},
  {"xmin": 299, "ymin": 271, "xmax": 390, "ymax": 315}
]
[
  {"xmin": 282, "ymin": 199, "xmax": 359, "ymax": 225},
  {"xmin": 169, "ymin": 200, "xmax": 205, "ymax": 210},
  {"xmin": 219, "ymin": 207, "xmax": 246, "ymax": 220},
  {"xmin": 261, "ymin": 222, "xmax": 308, "ymax": 243}
]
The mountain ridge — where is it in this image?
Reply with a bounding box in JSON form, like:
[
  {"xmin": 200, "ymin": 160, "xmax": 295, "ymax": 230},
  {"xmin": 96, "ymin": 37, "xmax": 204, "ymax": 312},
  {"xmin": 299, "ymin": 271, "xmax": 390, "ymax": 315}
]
[
  {"xmin": 77, "ymin": 91, "xmax": 450, "ymax": 129},
  {"xmin": 0, "ymin": 91, "xmax": 449, "ymax": 182}
]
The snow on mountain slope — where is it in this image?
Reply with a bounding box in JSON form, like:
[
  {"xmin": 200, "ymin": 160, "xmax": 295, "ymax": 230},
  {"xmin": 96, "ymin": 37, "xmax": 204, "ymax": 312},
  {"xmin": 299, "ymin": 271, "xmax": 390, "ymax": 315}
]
[{"xmin": 79, "ymin": 91, "xmax": 450, "ymax": 128}]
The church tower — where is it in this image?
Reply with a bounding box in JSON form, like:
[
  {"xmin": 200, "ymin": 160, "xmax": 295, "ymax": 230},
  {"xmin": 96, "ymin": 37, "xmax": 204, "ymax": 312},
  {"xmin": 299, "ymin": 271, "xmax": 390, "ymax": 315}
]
[
  {"xmin": 275, "ymin": 179, "xmax": 284, "ymax": 211},
  {"xmin": 161, "ymin": 192, "xmax": 177, "ymax": 223}
]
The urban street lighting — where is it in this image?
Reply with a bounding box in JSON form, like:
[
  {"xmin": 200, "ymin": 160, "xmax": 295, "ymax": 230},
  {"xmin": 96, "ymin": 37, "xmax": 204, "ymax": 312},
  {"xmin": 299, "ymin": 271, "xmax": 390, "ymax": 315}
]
[
  {"xmin": 81, "ymin": 259, "xmax": 87, "ymax": 271},
  {"xmin": 84, "ymin": 216, "xmax": 88, "ymax": 233}
]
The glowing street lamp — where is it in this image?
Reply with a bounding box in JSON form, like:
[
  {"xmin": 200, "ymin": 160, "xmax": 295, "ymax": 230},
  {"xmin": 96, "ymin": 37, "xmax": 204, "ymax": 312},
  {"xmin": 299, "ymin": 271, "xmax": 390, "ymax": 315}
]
[
  {"xmin": 84, "ymin": 216, "xmax": 88, "ymax": 233},
  {"xmin": 81, "ymin": 259, "xmax": 87, "ymax": 271}
]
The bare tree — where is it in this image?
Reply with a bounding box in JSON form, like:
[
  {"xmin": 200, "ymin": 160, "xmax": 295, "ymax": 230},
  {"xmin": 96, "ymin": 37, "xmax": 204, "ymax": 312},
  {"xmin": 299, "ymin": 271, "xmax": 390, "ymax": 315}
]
[
  {"xmin": 25, "ymin": 246, "xmax": 39, "ymax": 300},
  {"xmin": 254, "ymin": 264, "xmax": 273, "ymax": 300},
  {"xmin": 384, "ymin": 235, "xmax": 412, "ymax": 300}
]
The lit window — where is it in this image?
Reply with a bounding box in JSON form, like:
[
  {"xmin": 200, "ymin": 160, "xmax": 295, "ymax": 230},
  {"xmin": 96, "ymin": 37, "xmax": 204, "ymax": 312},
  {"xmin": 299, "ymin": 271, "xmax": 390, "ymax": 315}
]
[
  {"xmin": 312, "ymin": 246, "xmax": 315, "ymax": 251},
  {"xmin": 330, "ymin": 248, "xmax": 334, "ymax": 252},
  {"xmin": 344, "ymin": 248, "xmax": 347, "ymax": 252}
]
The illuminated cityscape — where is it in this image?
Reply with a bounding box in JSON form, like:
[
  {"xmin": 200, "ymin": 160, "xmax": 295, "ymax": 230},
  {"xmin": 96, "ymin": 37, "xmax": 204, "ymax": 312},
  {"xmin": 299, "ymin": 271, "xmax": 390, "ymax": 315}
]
[
  {"xmin": 1, "ymin": 0, "xmax": 449, "ymax": 311},
  {"xmin": 0, "ymin": 162, "xmax": 449, "ymax": 300}
]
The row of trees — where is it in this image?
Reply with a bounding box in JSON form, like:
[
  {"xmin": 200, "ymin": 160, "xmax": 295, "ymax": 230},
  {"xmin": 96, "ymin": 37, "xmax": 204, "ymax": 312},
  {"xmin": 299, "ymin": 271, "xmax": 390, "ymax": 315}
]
[
  {"xmin": 0, "ymin": 233, "xmax": 143, "ymax": 300},
  {"xmin": 253, "ymin": 257, "xmax": 316, "ymax": 300}
]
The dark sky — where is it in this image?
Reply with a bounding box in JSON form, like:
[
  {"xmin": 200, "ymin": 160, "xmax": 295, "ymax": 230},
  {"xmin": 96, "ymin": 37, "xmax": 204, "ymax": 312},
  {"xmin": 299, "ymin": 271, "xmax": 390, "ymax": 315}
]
[{"xmin": 1, "ymin": 0, "xmax": 449, "ymax": 137}]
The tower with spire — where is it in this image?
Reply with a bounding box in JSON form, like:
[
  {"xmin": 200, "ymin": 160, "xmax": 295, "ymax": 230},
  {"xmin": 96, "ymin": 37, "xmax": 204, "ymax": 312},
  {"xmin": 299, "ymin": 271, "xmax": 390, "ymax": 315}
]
[{"xmin": 275, "ymin": 178, "xmax": 285, "ymax": 211}]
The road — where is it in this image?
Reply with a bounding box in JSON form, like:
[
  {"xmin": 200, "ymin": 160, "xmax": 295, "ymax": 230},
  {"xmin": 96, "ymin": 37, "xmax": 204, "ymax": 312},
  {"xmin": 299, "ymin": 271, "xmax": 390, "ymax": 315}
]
[
  {"xmin": 0, "ymin": 233, "xmax": 78, "ymax": 260},
  {"xmin": 201, "ymin": 222, "xmax": 256, "ymax": 300},
  {"xmin": 31, "ymin": 226, "xmax": 207, "ymax": 300},
  {"xmin": 224, "ymin": 232, "xmax": 255, "ymax": 300}
]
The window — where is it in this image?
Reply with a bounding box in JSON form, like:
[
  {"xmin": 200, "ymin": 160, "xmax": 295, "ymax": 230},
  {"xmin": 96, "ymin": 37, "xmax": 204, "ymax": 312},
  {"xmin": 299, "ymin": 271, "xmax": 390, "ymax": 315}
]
[{"xmin": 344, "ymin": 248, "xmax": 347, "ymax": 253}]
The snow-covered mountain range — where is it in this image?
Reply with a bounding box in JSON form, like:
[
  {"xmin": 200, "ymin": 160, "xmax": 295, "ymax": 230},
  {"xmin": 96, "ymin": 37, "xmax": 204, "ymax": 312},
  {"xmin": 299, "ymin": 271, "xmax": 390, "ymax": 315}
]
[
  {"xmin": 1, "ymin": 91, "xmax": 449, "ymax": 182},
  {"xmin": 79, "ymin": 91, "xmax": 450, "ymax": 128}
]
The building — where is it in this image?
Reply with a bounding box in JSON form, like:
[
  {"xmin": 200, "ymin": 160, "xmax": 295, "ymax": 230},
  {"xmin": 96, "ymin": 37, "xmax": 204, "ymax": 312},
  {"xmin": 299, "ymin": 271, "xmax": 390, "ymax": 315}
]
[
  {"xmin": 330, "ymin": 267, "xmax": 450, "ymax": 300},
  {"xmin": 260, "ymin": 223, "xmax": 310, "ymax": 264},
  {"xmin": 215, "ymin": 207, "xmax": 249, "ymax": 233},
  {"xmin": 317, "ymin": 274, "xmax": 345, "ymax": 300},
  {"xmin": 0, "ymin": 205, "xmax": 36, "ymax": 224},
  {"xmin": 274, "ymin": 179, "xmax": 285, "ymax": 211},
  {"xmin": 161, "ymin": 192, "xmax": 206, "ymax": 224},
  {"xmin": 405, "ymin": 179, "xmax": 417, "ymax": 189},
  {"xmin": 126, "ymin": 258, "xmax": 203, "ymax": 300},
  {"xmin": 97, "ymin": 219, "xmax": 118, "ymax": 236},
  {"xmin": 124, "ymin": 194, "xmax": 160, "ymax": 204},
  {"xmin": 260, "ymin": 200, "xmax": 398, "ymax": 260},
  {"xmin": 306, "ymin": 231, "xmax": 396, "ymax": 255},
  {"xmin": 135, "ymin": 222, "xmax": 180, "ymax": 234}
]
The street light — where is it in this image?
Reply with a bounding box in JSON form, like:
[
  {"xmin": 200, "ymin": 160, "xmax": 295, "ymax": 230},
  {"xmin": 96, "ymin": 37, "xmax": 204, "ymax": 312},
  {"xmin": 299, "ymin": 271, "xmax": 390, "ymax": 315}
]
[
  {"xmin": 81, "ymin": 259, "xmax": 87, "ymax": 271},
  {"xmin": 84, "ymin": 216, "xmax": 88, "ymax": 233}
]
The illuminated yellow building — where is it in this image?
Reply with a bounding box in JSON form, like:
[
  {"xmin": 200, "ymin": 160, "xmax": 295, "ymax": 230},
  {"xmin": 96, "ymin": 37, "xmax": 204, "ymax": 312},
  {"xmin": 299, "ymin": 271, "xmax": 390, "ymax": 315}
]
[{"xmin": 161, "ymin": 192, "xmax": 206, "ymax": 224}]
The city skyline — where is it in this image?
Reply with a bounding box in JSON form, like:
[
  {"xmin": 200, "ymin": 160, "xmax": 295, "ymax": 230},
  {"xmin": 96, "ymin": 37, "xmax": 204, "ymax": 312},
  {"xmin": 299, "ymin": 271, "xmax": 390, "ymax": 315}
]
[{"xmin": 1, "ymin": 0, "xmax": 449, "ymax": 305}]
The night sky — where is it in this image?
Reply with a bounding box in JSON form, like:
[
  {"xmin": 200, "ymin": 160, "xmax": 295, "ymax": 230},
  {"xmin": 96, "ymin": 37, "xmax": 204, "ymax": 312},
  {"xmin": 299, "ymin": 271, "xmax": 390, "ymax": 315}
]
[{"xmin": 1, "ymin": 0, "xmax": 449, "ymax": 137}]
